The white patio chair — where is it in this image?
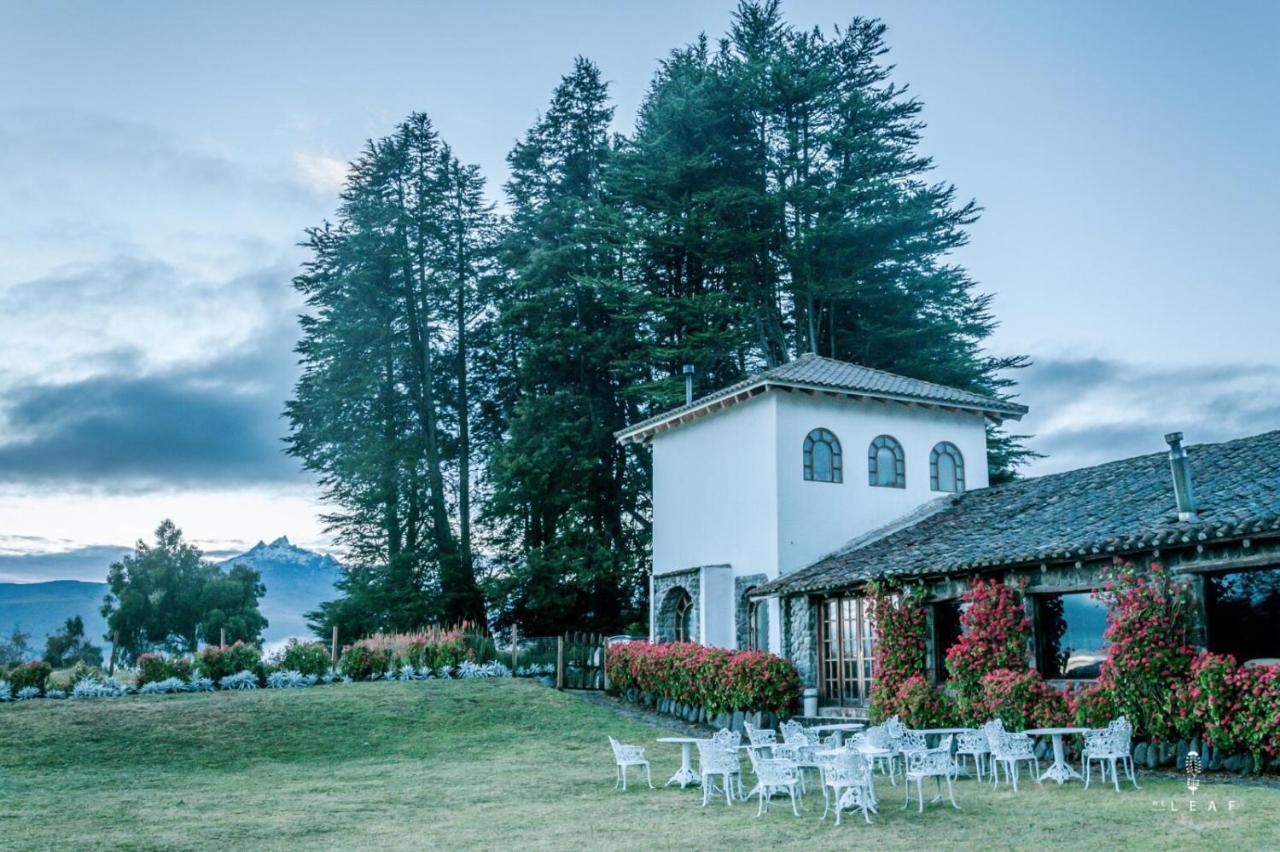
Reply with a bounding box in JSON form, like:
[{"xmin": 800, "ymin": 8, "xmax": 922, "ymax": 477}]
[
  {"xmin": 695, "ymin": 738, "xmax": 738, "ymax": 807},
  {"xmin": 954, "ymin": 729, "xmax": 990, "ymax": 781},
  {"xmin": 858, "ymin": 724, "xmax": 900, "ymax": 785},
  {"xmin": 746, "ymin": 747, "xmax": 803, "ymax": 817},
  {"xmin": 743, "ymin": 720, "xmax": 777, "ymax": 756},
  {"xmin": 712, "ymin": 728, "xmax": 746, "ymax": 799},
  {"xmin": 902, "ymin": 736, "xmax": 960, "ymax": 813},
  {"xmin": 1082, "ymin": 716, "xmax": 1138, "ymax": 792},
  {"xmin": 608, "ymin": 736, "xmax": 653, "ymax": 791},
  {"xmin": 983, "ymin": 721, "xmax": 1040, "ymax": 792},
  {"xmin": 819, "ymin": 750, "xmax": 874, "ymax": 825}
]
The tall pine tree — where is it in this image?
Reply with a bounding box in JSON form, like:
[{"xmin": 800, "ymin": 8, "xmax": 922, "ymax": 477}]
[{"xmin": 486, "ymin": 59, "xmax": 649, "ymax": 635}]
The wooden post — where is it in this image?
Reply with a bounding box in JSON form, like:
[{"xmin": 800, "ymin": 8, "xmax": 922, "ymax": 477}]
[
  {"xmin": 331, "ymin": 625, "xmax": 339, "ymax": 673},
  {"xmin": 556, "ymin": 635, "xmax": 565, "ymax": 690},
  {"xmin": 108, "ymin": 630, "xmax": 118, "ymax": 677},
  {"xmin": 601, "ymin": 634, "xmax": 609, "ymax": 691},
  {"xmin": 220, "ymin": 627, "xmax": 226, "ymax": 649},
  {"xmin": 511, "ymin": 624, "xmax": 519, "ymax": 674}
]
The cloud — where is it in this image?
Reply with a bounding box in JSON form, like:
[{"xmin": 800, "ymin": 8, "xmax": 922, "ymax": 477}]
[
  {"xmin": 294, "ymin": 152, "xmax": 349, "ymax": 196},
  {"xmin": 1017, "ymin": 355, "xmax": 1280, "ymax": 474},
  {"xmin": 0, "ymin": 545, "xmax": 131, "ymax": 583},
  {"xmin": 0, "ymin": 254, "xmax": 306, "ymax": 493}
]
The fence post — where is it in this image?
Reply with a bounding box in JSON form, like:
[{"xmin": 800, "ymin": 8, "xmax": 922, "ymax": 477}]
[
  {"xmin": 601, "ymin": 635, "xmax": 609, "ymax": 691},
  {"xmin": 108, "ymin": 630, "xmax": 118, "ymax": 677},
  {"xmin": 220, "ymin": 627, "xmax": 226, "ymax": 649},
  {"xmin": 331, "ymin": 625, "xmax": 339, "ymax": 673},
  {"xmin": 511, "ymin": 624, "xmax": 519, "ymax": 674},
  {"xmin": 556, "ymin": 635, "xmax": 565, "ymax": 690}
]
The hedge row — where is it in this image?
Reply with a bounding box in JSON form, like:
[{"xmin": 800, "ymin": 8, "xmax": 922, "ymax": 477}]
[{"xmin": 605, "ymin": 641, "xmax": 800, "ymax": 716}]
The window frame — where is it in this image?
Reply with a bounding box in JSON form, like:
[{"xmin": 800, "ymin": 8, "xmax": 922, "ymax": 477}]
[
  {"xmin": 817, "ymin": 595, "xmax": 875, "ymax": 707},
  {"xmin": 929, "ymin": 441, "xmax": 966, "ymax": 493},
  {"xmin": 803, "ymin": 428, "xmax": 844, "ymax": 484},
  {"xmin": 673, "ymin": 590, "xmax": 693, "ymax": 643},
  {"xmin": 867, "ymin": 434, "xmax": 906, "ymax": 488}
]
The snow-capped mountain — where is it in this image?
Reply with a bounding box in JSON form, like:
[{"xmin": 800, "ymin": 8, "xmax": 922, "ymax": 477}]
[{"xmin": 218, "ymin": 537, "xmax": 342, "ymax": 644}]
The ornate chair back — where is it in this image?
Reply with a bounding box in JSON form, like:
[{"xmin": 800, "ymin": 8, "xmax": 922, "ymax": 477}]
[
  {"xmin": 696, "ymin": 738, "xmax": 737, "ymax": 775},
  {"xmin": 744, "ymin": 720, "xmax": 776, "ymax": 748}
]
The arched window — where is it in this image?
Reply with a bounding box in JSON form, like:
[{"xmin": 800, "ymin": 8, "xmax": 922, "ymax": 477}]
[
  {"xmin": 803, "ymin": 428, "xmax": 843, "ymax": 483},
  {"xmin": 930, "ymin": 442, "xmax": 965, "ymax": 493},
  {"xmin": 744, "ymin": 588, "xmax": 769, "ymax": 651},
  {"xmin": 867, "ymin": 435, "xmax": 905, "ymax": 488},
  {"xmin": 673, "ymin": 590, "xmax": 693, "ymax": 643}
]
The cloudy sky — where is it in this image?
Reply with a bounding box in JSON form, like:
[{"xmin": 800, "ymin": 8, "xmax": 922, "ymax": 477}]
[{"xmin": 1, "ymin": 1, "xmax": 1277, "ymax": 581}]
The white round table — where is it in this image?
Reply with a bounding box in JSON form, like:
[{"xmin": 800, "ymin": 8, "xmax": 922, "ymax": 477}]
[
  {"xmin": 655, "ymin": 736, "xmax": 703, "ymax": 788},
  {"xmin": 1023, "ymin": 727, "xmax": 1090, "ymax": 784}
]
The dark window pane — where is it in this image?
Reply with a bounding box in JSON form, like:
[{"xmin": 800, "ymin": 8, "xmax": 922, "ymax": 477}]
[
  {"xmin": 1207, "ymin": 568, "xmax": 1280, "ymax": 663},
  {"xmin": 1037, "ymin": 592, "xmax": 1109, "ymax": 679},
  {"xmin": 932, "ymin": 600, "xmax": 963, "ymax": 682}
]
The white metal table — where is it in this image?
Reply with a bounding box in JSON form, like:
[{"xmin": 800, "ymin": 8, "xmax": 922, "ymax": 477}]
[
  {"xmin": 656, "ymin": 736, "xmax": 703, "ymax": 788},
  {"xmin": 806, "ymin": 722, "xmax": 866, "ymax": 746},
  {"xmin": 1023, "ymin": 727, "xmax": 1090, "ymax": 784}
]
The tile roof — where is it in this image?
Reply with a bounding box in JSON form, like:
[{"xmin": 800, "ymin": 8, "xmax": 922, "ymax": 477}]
[
  {"xmin": 615, "ymin": 353, "xmax": 1026, "ymax": 444},
  {"xmin": 756, "ymin": 429, "xmax": 1280, "ymax": 596}
]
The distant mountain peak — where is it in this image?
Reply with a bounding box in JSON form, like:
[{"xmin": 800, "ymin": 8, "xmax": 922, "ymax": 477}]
[{"xmin": 269, "ymin": 535, "xmax": 291, "ymax": 548}]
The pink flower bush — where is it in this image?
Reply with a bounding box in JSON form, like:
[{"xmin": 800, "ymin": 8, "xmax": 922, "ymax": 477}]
[
  {"xmin": 946, "ymin": 578, "xmax": 1031, "ymax": 721},
  {"xmin": 606, "ymin": 642, "xmax": 799, "ymax": 715},
  {"xmin": 975, "ymin": 668, "xmax": 1071, "ymax": 729},
  {"xmin": 866, "ymin": 581, "xmax": 930, "ymax": 723}
]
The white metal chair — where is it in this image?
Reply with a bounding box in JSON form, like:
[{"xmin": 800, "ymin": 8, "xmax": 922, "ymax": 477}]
[
  {"xmin": 696, "ymin": 738, "xmax": 738, "ymax": 806},
  {"xmin": 608, "ymin": 736, "xmax": 653, "ymax": 791},
  {"xmin": 819, "ymin": 750, "xmax": 874, "ymax": 825},
  {"xmin": 746, "ymin": 746, "xmax": 803, "ymax": 817},
  {"xmin": 1082, "ymin": 716, "xmax": 1138, "ymax": 792},
  {"xmin": 712, "ymin": 728, "xmax": 746, "ymax": 799},
  {"xmin": 983, "ymin": 721, "xmax": 1040, "ymax": 792},
  {"xmin": 902, "ymin": 736, "xmax": 960, "ymax": 813},
  {"xmin": 743, "ymin": 720, "xmax": 777, "ymax": 755},
  {"xmin": 858, "ymin": 724, "xmax": 900, "ymax": 785},
  {"xmin": 954, "ymin": 729, "xmax": 990, "ymax": 781}
]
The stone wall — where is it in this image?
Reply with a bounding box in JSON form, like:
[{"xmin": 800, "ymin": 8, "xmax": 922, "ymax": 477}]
[
  {"xmin": 783, "ymin": 595, "xmax": 818, "ymax": 688},
  {"xmin": 653, "ymin": 569, "xmax": 699, "ymax": 643},
  {"xmin": 734, "ymin": 573, "xmax": 768, "ymax": 649}
]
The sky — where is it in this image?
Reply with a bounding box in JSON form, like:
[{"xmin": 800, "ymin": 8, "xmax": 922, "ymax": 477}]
[{"xmin": 1, "ymin": 1, "xmax": 1277, "ymax": 580}]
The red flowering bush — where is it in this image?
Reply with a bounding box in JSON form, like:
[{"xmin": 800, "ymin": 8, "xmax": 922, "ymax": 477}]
[
  {"xmin": 135, "ymin": 653, "xmax": 189, "ymax": 687},
  {"xmin": 1228, "ymin": 663, "xmax": 1280, "ymax": 769},
  {"xmin": 975, "ymin": 668, "xmax": 1071, "ymax": 729},
  {"xmin": 196, "ymin": 641, "xmax": 263, "ymax": 683},
  {"xmin": 1092, "ymin": 560, "xmax": 1194, "ymax": 740},
  {"xmin": 6, "ymin": 659, "xmax": 52, "ymax": 695},
  {"xmin": 1176, "ymin": 651, "xmax": 1237, "ymax": 748},
  {"xmin": 888, "ymin": 675, "xmax": 955, "ymax": 728},
  {"xmin": 866, "ymin": 581, "xmax": 928, "ymax": 723},
  {"xmin": 1071, "ymin": 682, "xmax": 1116, "ymax": 729},
  {"xmin": 946, "ymin": 579, "xmax": 1031, "ymax": 719},
  {"xmin": 606, "ymin": 642, "xmax": 799, "ymax": 715}
]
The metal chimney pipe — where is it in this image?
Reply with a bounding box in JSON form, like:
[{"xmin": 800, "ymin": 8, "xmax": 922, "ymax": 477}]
[
  {"xmin": 682, "ymin": 364, "xmax": 695, "ymax": 405},
  {"xmin": 1165, "ymin": 432, "xmax": 1197, "ymax": 521}
]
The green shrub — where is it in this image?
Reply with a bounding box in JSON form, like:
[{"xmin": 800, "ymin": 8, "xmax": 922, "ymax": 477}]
[
  {"xmin": 281, "ymin": 640, "xmax": 331, "ymax": 677},
  {"xmin": 340, "ymin": 644, "xmax": 389, "ymax": 680},
  {"xmin": 196, "ymin": 642, "xmax": 262, "ymax": 683},
  {"xmin": 7, "ymin": 659, "xmax": 52, "ymax": 695}
]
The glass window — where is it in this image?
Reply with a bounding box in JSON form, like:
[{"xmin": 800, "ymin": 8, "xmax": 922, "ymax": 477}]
[
  {"xmin": 1206, "ymin": 568, "xmax": 1280, "ymax": 664},
  {"xmin": 803, "ymin": 428, "xmax": 843, "ymax": 483},
  {"xmin": 1036, "ymin": 592, "xmax": 1109, "ymax": 679},
  {"xmin": 930, "ymin": 442, "xmax": 966, "ymax": 493},
  {"xmin": 817, "ymin": 595, "xmax": 874, "ymax": 706},
  {"xmin": 672, "ymin": 590, "xmax": 692, "ymax": 643},
  {"xmin": 867, "ymin": 435, "xmax": 906, "ymax": 488}
]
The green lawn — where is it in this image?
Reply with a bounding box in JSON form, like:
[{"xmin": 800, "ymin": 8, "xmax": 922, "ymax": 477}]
[{"xmin": 0, "ymin": 680, "xmax": 1274, "ymax": 850}]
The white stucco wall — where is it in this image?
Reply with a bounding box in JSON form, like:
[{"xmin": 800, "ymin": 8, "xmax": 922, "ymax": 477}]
[
  {"xmin": 773, "ymin": 391, "xmax": 989, "ymax": 574},
  {"xmin": 652, "ymin": 392, "xmax": 779, "ymax": 579},
  {"xmin": 700, "ymin": 564, "xmax": 735, "ymax": 647}
]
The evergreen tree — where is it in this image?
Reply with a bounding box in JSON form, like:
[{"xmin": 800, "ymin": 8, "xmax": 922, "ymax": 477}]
[
  {"xmin": 43, "ymin": 616, "xmax": 104, "ymax": 669},
  {"xmin": 288, "ymin": 114, "xmax": 495, "ymax": 635},
  {"xmin": 486, "ymin": 59, "xmax": 649, "ymax": 634},
  {"xmin": 617, "ymin": 2, "xmax": 1034, "ymax": 478}
]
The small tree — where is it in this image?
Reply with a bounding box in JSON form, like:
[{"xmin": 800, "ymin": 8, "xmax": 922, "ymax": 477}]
[
  {"xmin": 43, "ymin": 616, "xmax": 103, "ymax": 669},
  {"xmin": 0, "ymin": 627, "xmax": 31, "ymax": 667},
  {"xmin": 101, "ymin": 520, "xmax": 268, "ymax": 660}
]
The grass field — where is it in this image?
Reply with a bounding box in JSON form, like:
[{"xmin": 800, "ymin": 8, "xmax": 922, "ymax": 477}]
[{"xmin": 0, "ymin": 680, "xmax": 1275, "ymax": 850}]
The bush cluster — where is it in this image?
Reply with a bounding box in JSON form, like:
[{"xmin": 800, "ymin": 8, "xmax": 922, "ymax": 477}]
[
  {"xmin": 339, "ymin": 627, "xmax": 478, "ymax": 680},
  {"xmin": 866, "ymin": 582, "xmax": 930, "ymax": 723},
  {"xmin": 196, "ymin": 642, "xmax": 264, "ymax": 684},
  {"xmin": 135, "ymin": 653, "xmax": 193, "ymax": 687},
  {"xmin": 6, "ymin": 660, "xmax": 53, "ymax": 696},
  {"xmin": 279, "ymin": 640, "xmax": 331, "ymax": 677},
  {"xmin": 605, "ymin": 641, "xmax": 800, "ymax": 715}
]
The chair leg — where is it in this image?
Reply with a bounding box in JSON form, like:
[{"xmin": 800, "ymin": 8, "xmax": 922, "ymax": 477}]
[
  {"xmin": 622, "ymin": 765, "xmax": 628, "ymax": 791},
  {"xmin": 701, "ymin": 775, "xmax": 709, "ymax": 807},
  {"xmin": 1084, "ymin": 757, "xmax": 1091, "ymax": 789},
  {"xmin": 725, "ymin": 774, "xmax": 733, "ymax": 807},
  {"xmin": 947, "ymin": 776, "xmax": 960, "ymax": 810},
  {"xmin": 1111, "ymin": 758, "xmax": 1120, "ymax": 793},
  {"xmin": 757, "ymin": 789, "xmax": 766, "ymax": 817},
  {"xmin": 1127, "ymin": 757, "xmax": 1140, "ymax": 789},
  {"xmin": 790, "ymin": 786, "xmax": 801, "ymax": 817},
  {"xmin": 917, "ymin": 778, "xmax": 925, "ymax": 813},
  {"xmin": 646, "ymin": 763, "xmax": 654, "ymax": 789},
  {"xmin": 1011, "ymin": 762, "xmax": 1019, "ymax": 793}
]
